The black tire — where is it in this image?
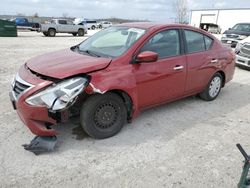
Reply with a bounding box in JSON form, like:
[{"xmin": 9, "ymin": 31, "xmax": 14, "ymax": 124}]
[
  {"xmin": 99, "ymin": 25, "xmax": 102, "ymax": 29},
  {"xmin": 78, "ymin": 29, "xmax": 84, "ymax": 36},
  {"xmin": 72, "ymin": 33, "xmax": 77, "ymax": 36},
  {"xmin": 199, "ymin": 73, "xmax": 223, "ymax": 101},
  {"xmin": 91, "ymin": 25, "xmax": 96, "ymax": 30},
  {"xmin": 43, "ymin": 32, "xmax": 48, "ymax": 36},
  {"xmin": 80, "ymin": 93, "xmax": 127, "ymax": 139},
  {"xmin": 48, "ymin": 28, "xmax": 56, "ymax": 37}
]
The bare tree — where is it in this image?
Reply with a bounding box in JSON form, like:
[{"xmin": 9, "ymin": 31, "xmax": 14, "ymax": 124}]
[
  {"xmin": 173, "ymin": 0, "xmax": 188, "ymax": 24},
  {"xmin": 62, "ymin": 13, "xmax": 68, "ymax": 18},
  {"xmin": 33, "ymin": 12, "xmax": 39, "ymax": 18}
]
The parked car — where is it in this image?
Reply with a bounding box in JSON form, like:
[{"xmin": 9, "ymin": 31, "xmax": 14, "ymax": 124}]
[
  {"xmin": 221, "ymin": 23, "xmax": 250, "ymax": 47},
  {"xmin": 85, "ymin": 20, "xmax": 98, "ymax": 30},
  {"xmin": 235, "ymin": 36, "xmax": 250, "ymax": 69},
  {"xmin": 99, "ymin": 21, "xmax": 112, "ymax": 29},
  {"xmin": 200, "ymin": 23, "xmax": 221, "ymax": 34},
  {"xmin": 10, "ymin": 23, "xmax": 235, "ymax": 141},
  {"xmin": 40, "ymin": 19, "xmax": 87, "ymax": 37},
  {"xmin": 11, "ymin": 17, "xmax": 40, "ymax": 31}
]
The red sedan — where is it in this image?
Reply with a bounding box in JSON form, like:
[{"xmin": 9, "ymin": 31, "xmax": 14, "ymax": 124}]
[{"xmin": 10, "ymin": 23, "xmax": 235, "ymax": 140}]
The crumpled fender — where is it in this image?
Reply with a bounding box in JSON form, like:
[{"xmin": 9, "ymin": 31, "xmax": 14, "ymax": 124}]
[{"xmin": 85, "ymin": 67, "xmax": 140, "ymax": 118}]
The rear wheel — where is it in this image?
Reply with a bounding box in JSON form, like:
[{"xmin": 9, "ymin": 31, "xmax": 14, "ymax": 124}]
[
  {"xmin": 72, "ymin": 33, "xmax": 77, "ymax": 36},
  {"xmin": 48, "ymin": 29, "xmax": 56, "ymax": 37},
  {"xmin": 80, "ymin": 93, "xmax": 127, "ymax": 139},
  {"xmin": 91, "ymin": 25, "xmax": 96, "ymax": 30},
  {"xmin": 78, "ymin": 29, "xmax": 84, "ymax": 36},
  {"xmin": 199, "ymin": 73, "xmax": 223, "ymax": 101}
]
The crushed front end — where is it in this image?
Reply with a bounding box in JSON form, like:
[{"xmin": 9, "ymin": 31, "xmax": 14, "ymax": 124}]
[{"xmin": 10, "ymin": 64, "xmax": 90, "ymax": 153}]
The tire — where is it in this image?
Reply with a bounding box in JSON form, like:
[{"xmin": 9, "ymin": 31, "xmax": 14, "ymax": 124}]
[
  {"xmin": 80, "ymin": 93, "xmax": 127, "ymax": 139},
  {"xmin": 78, "ymin": 29, "xmax": 84, "ymax": 36},
  {"xmin": 48, "ymin": 28, "xmax": 56, "ymax": 37},
  {"xmin": 199, "ymin": 73, "xmax": 223, "ymax": 101},
  {"xmin": 43, "ymin": 32, "xmax": 48, "ymax": 36},
  {"xmin": 99, "ymin": 25, "xmax": 102, "ymax": 29},
  {"xmin": 91, "ymin": 25, "xmax": 96, "ymax": 30},
  {"xmin": 72, "ymin": 33, "xmax": 77, "ymax": 36}
]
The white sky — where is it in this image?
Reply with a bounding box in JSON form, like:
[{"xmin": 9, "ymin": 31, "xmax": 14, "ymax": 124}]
[{"xmin": 0, "ymin": 0, "xmax": 250, "ymax": 21}]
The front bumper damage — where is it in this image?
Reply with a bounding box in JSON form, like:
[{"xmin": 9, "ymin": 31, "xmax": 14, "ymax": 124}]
[{"xmin": 10, "ymin": 65, "xmax": 88, "ymax": 154}]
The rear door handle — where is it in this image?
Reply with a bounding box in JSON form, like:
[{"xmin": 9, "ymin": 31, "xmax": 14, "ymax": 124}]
[
  {"xmin": 210, "ymin": 59, "xmax": 219, "ymax": 63},
  {"xmin": 173, "ymin": 65, "xmax": 184, "ymax": 70}
]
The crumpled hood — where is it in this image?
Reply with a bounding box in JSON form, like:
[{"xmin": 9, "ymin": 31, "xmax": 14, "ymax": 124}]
[{"xmin": 26, "ymin": 49, "xmax": 112, "ymax": 79}]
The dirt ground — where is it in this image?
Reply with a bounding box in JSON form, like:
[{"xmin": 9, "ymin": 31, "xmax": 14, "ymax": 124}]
[{"xmin": 0, "ymin": 31, "xmax": 250, "ymax": 188}]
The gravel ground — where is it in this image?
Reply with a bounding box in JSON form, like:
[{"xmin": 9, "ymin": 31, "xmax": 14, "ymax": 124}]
[{"xmin": 0, "ymin": 31, "xmax": 250, "ymax": 188}]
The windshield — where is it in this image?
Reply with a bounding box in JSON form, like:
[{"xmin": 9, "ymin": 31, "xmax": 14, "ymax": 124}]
[
  {"xmin": 77, "ymin": 26, "xmax": 146, "ymax": 57},
  {"xmin": 232, "ymin": 24, "xmax": 250, "ymax": 32}
]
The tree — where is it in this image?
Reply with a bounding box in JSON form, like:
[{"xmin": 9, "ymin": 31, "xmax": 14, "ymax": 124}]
[
  {"xmin": 62, "ymin": 13, "xmax": 68, "ymax": 18},
  {"xmin": 33, "ymin": 12, "xmax": 39, "ymax": 18},
  {"xmin": 173, "ymin": 0, "xmax": 188, "ymax": 24}
]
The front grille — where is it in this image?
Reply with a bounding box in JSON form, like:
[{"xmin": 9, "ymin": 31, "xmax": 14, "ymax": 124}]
[
  {"xmin": 240, "ymin": 43, "xmax": 250, "ymax": 58},
  {"xmin": 226, "ymin": 34, "xmax": 238, "ymax": 38},
  {"xmin": 12, "ymin": 74, "xmax": 34, "ymax": 99},
  {"xmin": 13, "ymin": 80, "xmax": 30, "ymax": 98}
]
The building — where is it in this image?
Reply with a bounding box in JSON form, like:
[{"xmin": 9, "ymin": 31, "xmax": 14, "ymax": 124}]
[{"xmin": 189, "ymin": 8, "xmax": 250, "ymax": 33}]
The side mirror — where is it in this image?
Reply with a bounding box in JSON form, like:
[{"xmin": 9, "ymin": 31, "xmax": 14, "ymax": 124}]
[{"xmin": 136, "ymin": 51, "xmax": 158, "ymax": 63}]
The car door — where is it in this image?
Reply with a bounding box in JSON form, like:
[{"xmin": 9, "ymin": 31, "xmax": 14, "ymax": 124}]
[
  {"xmin": 183, "ymin": 29, "xmax": 217, "ymax": 95},
  {"xmin": 134, "ymin": 29, "xmax": 187, "ymax": 108}
]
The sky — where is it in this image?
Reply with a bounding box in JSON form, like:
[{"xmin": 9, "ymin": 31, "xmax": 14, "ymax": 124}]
[{"xmin": 0, "ymin": 0, "xmax": 250, "ymax": 22}]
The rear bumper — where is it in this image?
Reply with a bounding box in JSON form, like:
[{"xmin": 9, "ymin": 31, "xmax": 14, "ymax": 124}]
[{"xmin": 236, "ymin": 55, "xmax": 250, "ymax": 68}]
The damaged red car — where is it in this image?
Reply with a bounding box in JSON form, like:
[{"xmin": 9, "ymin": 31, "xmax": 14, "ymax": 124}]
[{"xmin": 10, "ymin": 23, "xmax": 235, "ymax": 141}]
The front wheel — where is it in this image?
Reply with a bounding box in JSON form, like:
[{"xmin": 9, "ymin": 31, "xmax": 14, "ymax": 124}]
[
  {"xmin": 80, "ymin": 93, "xmax": 127, "ymax": 139},
  {"xmin": 91, "ymin": 25, "xmax": 96, "ymax": 30},
  {"xmin": 48, "ymin": 29, "xmax": 56, "ymax": 37},
  {"xmin": 199, "ymin": 73, "xmax": 223, "ymax": 101},
  {"xmin": 78, "ymin": 29, "xmax": 84, "ymax": 36}
]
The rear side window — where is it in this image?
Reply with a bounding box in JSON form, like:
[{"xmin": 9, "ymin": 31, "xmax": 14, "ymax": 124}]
[
  {"xmin": 58, "ymin": 20, "xmax": 67, "ymax": 24},
  {"xmin": 184, "ymin": 30, "xmax": 213, "ymax": 53},
  {"xmin": 204, "ymin": 36, "xmax": 213, "ymax": 50},
  {"xmin": 140, "ymin": 29, "xmax": 180, "ymax": 59}
]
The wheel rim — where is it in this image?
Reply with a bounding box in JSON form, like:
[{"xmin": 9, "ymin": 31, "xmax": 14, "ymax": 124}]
[
  {"xmin": 94, "ymin": 102, "xmax": 119, "ymax": 129},
  {"xmin": 209, "ymin": 76, "xmax": 221, "ymax": 98}
]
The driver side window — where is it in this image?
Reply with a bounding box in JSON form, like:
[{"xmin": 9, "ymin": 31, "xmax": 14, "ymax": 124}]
[{"xmin": 140, "ymin": 29, "xmax": 180, "ymax": 59}]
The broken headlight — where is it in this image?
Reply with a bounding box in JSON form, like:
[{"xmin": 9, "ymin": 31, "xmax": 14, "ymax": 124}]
[{"xmin": 26, "ymin": 77, "xmax": 88, "ymax": 111}]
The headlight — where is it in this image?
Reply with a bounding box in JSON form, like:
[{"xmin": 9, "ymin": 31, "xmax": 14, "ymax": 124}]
[
  {"xmin": 238, "ymin": 35, "xmax": 247, "ymax": 40},
  {"xmin": 26, "ymin": 77, "xmax": 88, "ymax": 111},
  {"xmin": 235, "ymin": 42, "xmax": 243, "ymax": 52}
]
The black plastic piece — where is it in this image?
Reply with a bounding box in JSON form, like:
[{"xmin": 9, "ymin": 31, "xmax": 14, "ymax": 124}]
[{"xmin": 22, "ymin": 136, "xmax": 57, "ymax": 155}]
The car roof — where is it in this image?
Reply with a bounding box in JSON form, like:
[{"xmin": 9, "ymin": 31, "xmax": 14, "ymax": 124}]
[{"xmin": 118, "ymin": 22, "xmax": 196, "ymax": 30}]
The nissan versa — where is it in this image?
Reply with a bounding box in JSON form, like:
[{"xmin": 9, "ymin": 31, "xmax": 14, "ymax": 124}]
[{"xmin": 10, "ymin": 23, "xmax": 235, "ymax": 151}]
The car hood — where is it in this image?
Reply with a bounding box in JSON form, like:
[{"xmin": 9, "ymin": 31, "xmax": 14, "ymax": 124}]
[
  {"xmin": 26, "ymin": 49, "xmax": 112, "ymax": 79},
  {"xmin": 223, "ymin": 29, "xmax": 250, "ymax": 36}
]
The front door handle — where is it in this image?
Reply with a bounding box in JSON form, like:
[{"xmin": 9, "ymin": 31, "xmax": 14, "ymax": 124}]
[
  {"xmin": 173, "ymin": 65, "xmax": 184, "ymax": 70},
  {"xmin": 210, "ymin": 59, "xmax": 219, "ymax": 63}
]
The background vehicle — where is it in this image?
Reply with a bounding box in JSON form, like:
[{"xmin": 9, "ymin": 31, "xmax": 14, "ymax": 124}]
[
  {"xmin": 235, "ymin": 36, "xmax": 250, "ymax": 69},
  {"xmin": 99, "ymin": 21, "xmax": 112, "ymax": 29},
  {"xmin": 85, "ymin": 20, "xmax": 98, "ymax": 30},
  {"xmin": 40, "ymin": 19, "xmax": 86, "ymax": 37},
  {"xmin": 10, "ymin": 23, "xmax": 235, "ymax": 142},
  {"xmin": 221, "ymin": 23, "xmax": 250, "ymax": 47},
  {"xmin": 200, "ymin": 23, "xmax": 221, "ymax": 34},
  {"xmin": 11, "ymin": 17, "xmax": 40, "ymax": 31}
]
